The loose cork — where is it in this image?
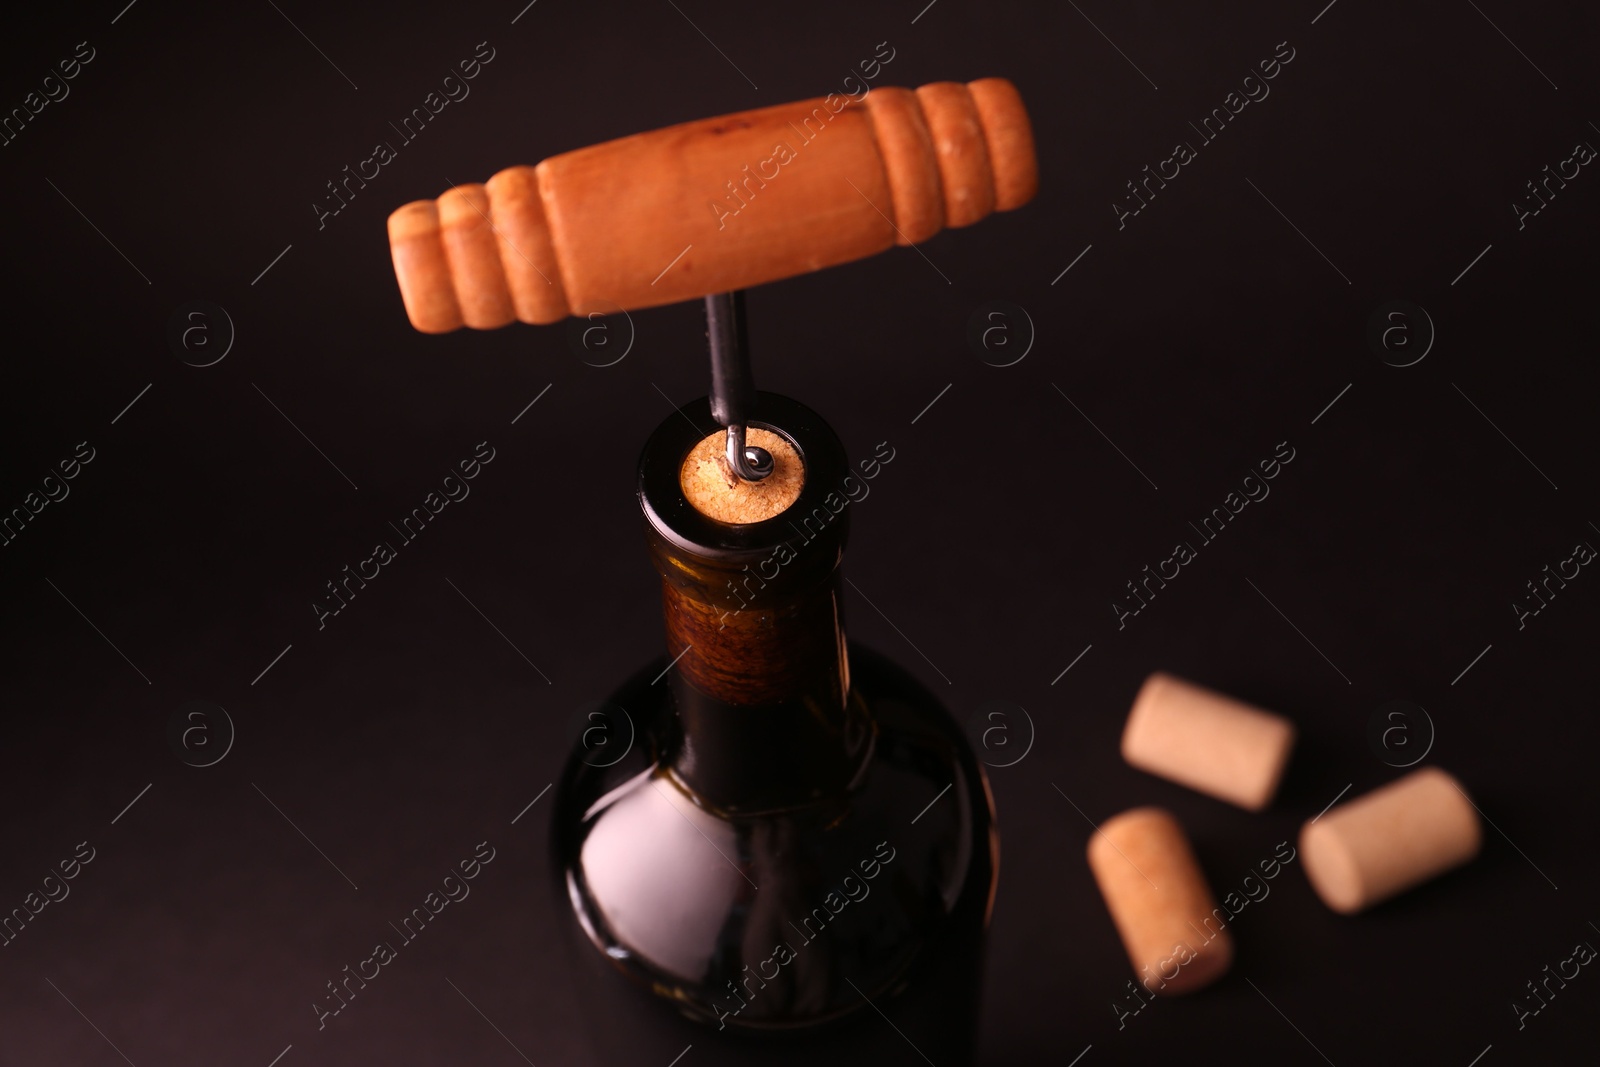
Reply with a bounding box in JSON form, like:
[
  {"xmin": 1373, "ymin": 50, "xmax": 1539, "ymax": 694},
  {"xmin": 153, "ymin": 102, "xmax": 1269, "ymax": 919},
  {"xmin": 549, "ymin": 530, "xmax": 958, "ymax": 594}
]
[
  {"xmin": 1087, "ymin": 807, "xmax": 1234, "ymax": 995},
  {"xmin": 1121, "ymin": 672, "xmax": 1296, "ymax": 812},
  {"xmin": 679, "ymin": 428, "xmax": 804, "ymax": 524},
  {"xmin": 1300, "ymin": 767, "xmax": 1482, "ymax": 914}
]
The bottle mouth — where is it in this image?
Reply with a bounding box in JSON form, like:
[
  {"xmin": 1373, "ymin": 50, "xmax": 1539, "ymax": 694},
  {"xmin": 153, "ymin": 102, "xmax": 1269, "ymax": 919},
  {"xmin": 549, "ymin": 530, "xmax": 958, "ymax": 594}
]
[{"xmin": 638, "ymin": 391, "xmax": 849, "ymax": 566}]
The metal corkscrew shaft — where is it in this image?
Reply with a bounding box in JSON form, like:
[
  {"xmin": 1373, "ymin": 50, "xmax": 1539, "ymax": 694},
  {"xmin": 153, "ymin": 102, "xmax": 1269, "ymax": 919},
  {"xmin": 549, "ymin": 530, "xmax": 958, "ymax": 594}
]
[{"xmin": 704, "ymin": 290, "xmax": 771, "ymax": 483}]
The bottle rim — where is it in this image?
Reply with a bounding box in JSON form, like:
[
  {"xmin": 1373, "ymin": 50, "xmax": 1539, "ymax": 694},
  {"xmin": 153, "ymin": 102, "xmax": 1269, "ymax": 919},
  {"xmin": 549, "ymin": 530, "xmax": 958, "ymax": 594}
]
[{"xmin": 637, "ymin": 391, "xmax": 849, "ymax": 565}]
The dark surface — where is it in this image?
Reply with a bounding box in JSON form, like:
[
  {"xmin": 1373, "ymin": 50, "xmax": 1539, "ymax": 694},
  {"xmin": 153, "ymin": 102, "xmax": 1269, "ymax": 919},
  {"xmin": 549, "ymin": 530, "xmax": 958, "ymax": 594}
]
[{"xmin": 2, "ymin": 1, "xmax": 1596, "ymax": 1065}]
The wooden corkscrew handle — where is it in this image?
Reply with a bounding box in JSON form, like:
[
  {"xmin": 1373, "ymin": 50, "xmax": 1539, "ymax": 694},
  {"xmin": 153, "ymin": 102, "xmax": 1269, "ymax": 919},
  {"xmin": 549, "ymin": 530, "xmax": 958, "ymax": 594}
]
[{"xmin": 387, "ymin": 78, "xmax": 1037, "ymax": 333}]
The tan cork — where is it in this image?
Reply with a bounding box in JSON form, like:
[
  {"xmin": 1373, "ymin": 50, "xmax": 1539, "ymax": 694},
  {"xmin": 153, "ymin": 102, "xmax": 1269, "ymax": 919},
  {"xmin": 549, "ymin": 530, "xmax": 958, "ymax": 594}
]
[
  {"xmin": 1087, "ymin": 807, "xmax": 1234, "ymax": 995},
  {"xmin": 679, "ymin": 428, "xmax": 804, "ymax": 524}
]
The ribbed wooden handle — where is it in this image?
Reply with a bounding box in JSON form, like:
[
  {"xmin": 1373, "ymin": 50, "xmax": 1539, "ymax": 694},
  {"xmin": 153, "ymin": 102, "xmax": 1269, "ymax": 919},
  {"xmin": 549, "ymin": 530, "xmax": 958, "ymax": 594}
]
[{"xmin": 387, "ymin": 77, "xmax": 1037, "ymax": 333}]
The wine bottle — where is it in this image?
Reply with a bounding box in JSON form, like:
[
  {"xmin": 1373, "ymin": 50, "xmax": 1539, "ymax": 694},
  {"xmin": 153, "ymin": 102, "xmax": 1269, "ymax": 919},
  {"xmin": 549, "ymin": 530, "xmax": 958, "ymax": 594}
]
[{"xmin": 553, "ymin": 392, "xmax": 998, "ymax": 1064}]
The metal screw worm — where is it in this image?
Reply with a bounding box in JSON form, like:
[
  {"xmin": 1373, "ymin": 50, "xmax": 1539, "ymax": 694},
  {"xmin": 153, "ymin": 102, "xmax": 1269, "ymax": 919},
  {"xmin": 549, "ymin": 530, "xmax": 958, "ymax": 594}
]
[{"xmin": 705, "ymin": 290, "xmax": 772, "ymax": 482}]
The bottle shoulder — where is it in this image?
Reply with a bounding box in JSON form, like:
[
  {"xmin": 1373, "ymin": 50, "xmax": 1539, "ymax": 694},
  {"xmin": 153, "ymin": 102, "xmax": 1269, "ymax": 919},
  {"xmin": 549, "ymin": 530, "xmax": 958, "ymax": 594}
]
[{"xmin": 553, "ymin": 642, "xmax": 997, "ymax": 1031}]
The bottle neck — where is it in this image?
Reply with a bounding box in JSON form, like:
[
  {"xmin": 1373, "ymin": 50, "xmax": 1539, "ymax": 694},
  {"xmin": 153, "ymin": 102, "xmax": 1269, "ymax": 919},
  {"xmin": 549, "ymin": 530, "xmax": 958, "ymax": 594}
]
[
  {"xmin": 649, "ymin": 533, "xmax": 871, "ymax": 813},
  {"xmin": 637, "ymin": 393, "xmax": 872, "ymax": 814}
]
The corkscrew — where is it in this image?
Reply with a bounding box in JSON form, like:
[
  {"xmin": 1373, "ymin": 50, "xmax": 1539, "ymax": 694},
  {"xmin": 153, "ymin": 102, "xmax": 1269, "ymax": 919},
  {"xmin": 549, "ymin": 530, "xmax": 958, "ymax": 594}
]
[{"xmin": 384, "ymin": 77, "xmax": 1038, "ymax": 480}]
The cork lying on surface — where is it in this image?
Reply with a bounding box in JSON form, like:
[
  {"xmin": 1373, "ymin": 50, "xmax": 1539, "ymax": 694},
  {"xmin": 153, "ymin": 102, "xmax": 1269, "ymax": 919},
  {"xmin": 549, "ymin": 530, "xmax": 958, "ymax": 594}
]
[
  {"xmin": 1087, "ymin": 807, "xmax": 1234, "ymax": 995},
  {"xmin": 679, "ymin": 428, "xmax": 804, "ymax": 524},
  {"xmin": 1121, "ymin": 672, "xmax": 1297, "ymax": 811},
  {"xmin": 1300, "ymin": 766, "xmax": 1482, "ymax": 914}
]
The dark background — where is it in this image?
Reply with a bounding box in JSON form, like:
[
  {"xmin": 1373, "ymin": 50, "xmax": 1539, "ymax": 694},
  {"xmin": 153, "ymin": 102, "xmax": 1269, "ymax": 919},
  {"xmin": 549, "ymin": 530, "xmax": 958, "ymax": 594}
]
[{"xmin": 2, "ymin": 0, "xmax": 1596, "ymax": 1064}]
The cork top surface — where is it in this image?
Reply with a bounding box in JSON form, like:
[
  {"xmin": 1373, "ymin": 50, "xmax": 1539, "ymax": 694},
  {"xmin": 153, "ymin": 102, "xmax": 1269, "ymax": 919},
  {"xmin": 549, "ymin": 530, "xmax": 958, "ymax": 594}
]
[{"xmin": 679, "ymin": 427, "xmax": 804, "ymax": 524}]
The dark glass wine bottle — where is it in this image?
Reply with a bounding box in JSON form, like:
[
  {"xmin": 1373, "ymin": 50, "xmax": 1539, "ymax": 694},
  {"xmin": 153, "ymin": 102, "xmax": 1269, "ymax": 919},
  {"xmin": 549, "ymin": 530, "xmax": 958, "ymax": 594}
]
[{"xmin": 553, "ymin": 392, "xmax": 997, "ymax": 1065}]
